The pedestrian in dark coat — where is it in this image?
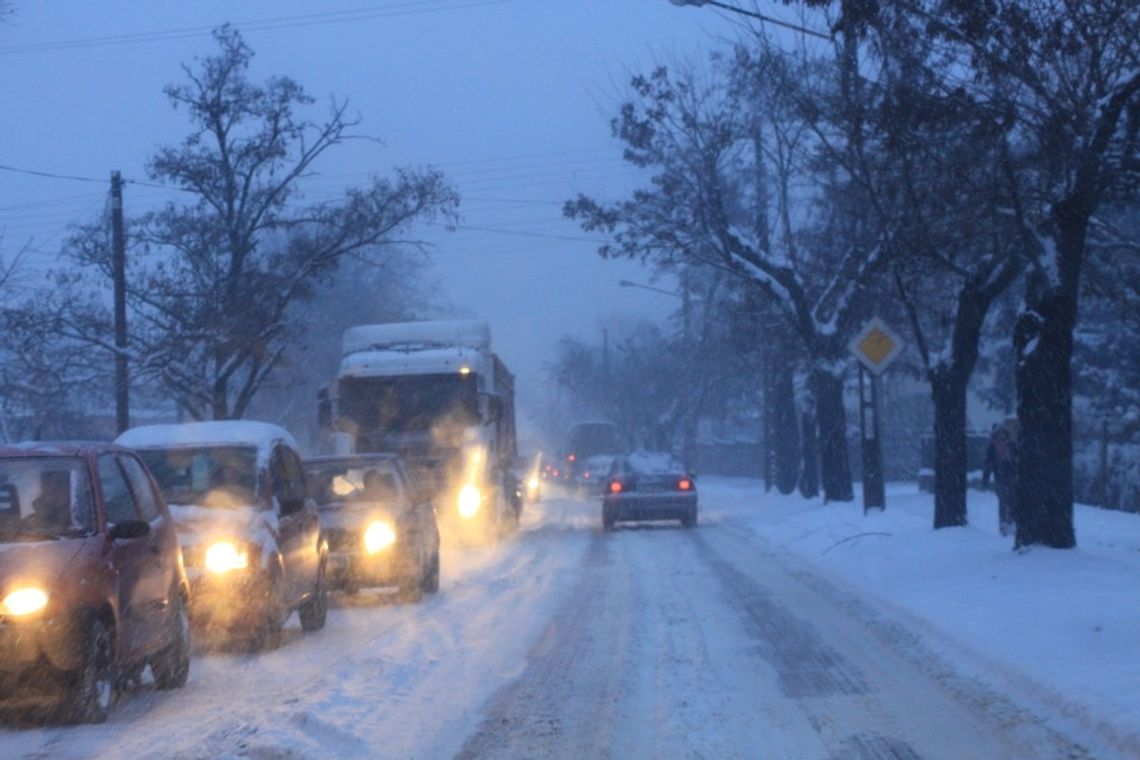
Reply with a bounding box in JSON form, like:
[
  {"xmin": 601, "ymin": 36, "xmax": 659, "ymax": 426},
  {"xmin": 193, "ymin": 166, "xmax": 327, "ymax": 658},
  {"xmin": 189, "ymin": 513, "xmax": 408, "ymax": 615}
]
[{"xmin": 983, "ymin": 417, "xmax": 1019, "ymax": 536}]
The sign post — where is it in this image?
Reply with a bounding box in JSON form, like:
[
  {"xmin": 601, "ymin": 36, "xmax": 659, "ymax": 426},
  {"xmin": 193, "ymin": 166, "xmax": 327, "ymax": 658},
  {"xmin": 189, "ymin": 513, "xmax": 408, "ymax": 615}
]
[{"xmin": 849, "ymin": 318, "xmax": 904, "ymax": 514}]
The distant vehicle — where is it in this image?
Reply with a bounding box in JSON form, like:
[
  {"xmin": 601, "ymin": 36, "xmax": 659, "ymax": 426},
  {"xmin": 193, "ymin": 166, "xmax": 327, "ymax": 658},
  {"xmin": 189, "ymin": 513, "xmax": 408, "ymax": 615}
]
[
  {"xmin": 0, "ymin": 442, "xmax": 191, "ymax": 723},
  {"xmin": 303, "ymin": 454, "xmax": 440, "ymax": 601},
  {"xmin": 318, "ymin": 320, "xmax": 521, "ymax": 541},
  {"xmin": 602, "ymin": 451, "xmax": 697, "ymax": 531},
  {"xmin": 117, "ymin": 422, "xmax": 328, "ymax": 651},
  {"xmin": 519, "ymin": 452, "xmax": 543, "ymax": 503},
  {"xmin": 563, "ymin": 420, "xmax": 622, "ymax": 486},
  {"xmin": 577, "ymin": 454, "xmax": 618, "ymax": 496}
]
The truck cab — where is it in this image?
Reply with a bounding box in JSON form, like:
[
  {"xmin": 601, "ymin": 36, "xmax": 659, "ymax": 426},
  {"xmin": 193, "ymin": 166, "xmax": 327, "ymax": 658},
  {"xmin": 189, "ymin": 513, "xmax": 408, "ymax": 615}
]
[{"xmin": 319, "ymin": 320, "xmax": 519, "ymax": 541}]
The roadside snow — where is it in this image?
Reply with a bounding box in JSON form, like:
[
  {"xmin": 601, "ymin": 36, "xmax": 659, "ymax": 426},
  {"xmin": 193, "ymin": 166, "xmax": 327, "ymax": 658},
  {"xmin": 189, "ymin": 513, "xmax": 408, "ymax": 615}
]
[{"xmin": 699, "ymin": 479, "xmax": 1140, "ymax": 756}]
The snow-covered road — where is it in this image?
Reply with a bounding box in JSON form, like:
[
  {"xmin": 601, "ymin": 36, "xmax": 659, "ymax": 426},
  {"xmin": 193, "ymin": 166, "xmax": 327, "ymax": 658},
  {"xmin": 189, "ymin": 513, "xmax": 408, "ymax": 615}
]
[{"xmin": 1, "ymin": 484, "xmax": 1108, "ymax": 759}]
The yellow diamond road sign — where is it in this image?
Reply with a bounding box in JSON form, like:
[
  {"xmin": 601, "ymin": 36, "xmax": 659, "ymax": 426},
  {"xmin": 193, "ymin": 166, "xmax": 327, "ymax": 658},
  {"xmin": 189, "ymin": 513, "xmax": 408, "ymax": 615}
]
[{"xmin": 849, "ymin": 317, "xmax": 904, "ymax": 375}]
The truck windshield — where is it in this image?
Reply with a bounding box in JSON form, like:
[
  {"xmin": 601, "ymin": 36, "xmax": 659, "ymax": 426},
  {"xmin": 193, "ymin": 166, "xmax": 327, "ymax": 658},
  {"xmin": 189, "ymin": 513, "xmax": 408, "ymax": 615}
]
[
  {"xmin": 340, "ymin": 374, "xmax": 478, "ymax": 434},
  {"xmin": 137, "ymin": 446, "xmax": 258, "ymax": 508},
  {"xmin": 567, "ymin": 423, "xmax": 621, "ymax": 458}
]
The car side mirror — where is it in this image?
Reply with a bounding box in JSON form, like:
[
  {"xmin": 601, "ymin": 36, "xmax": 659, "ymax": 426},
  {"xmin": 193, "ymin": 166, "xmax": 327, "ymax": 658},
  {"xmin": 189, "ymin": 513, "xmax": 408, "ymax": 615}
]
[{"xmin": 109, "ymin": 519, "xmax": 151, "ymax": 540}]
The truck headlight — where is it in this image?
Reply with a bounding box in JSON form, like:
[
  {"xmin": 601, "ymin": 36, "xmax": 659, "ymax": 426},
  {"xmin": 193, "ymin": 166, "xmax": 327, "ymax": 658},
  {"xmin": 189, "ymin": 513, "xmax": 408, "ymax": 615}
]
[
  {"xmin": 2, "ymin": 587, "xmax": 48, "ymax": 617},
  {"xmin": 458, "ymin": 484, "xmax": 481, "ymax": 519},
  {"xmin": 364, "ymin": 521, "xmax": 397, "ymax": 555},
  {"xmin": 204, "ymin": 541, "xmax": 250, "ymax": 574}
]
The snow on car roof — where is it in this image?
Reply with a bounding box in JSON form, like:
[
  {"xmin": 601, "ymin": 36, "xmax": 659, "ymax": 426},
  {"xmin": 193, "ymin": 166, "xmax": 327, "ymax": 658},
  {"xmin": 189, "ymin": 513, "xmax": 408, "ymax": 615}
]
[
  {"xmin": 116, "ymin": 421, "xmax": 299, "ymax": 456},
  {"xmin": 626, "ymin": 451, "xmax": 684, "ymax": 474}
]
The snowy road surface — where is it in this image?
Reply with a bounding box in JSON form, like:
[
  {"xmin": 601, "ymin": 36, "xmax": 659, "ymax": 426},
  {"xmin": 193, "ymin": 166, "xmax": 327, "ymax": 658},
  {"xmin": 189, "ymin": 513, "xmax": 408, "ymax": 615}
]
[{"xmin": 1, "ymin": 482, "xmax": 1111, "ymax": 759}]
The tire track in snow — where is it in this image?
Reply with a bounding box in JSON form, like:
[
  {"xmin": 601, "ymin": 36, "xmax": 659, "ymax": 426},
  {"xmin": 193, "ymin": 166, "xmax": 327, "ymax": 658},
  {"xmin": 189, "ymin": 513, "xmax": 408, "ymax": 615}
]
[{"xmin": 690, "ymin": 522, "xmax": 1097, "ymax": 760}]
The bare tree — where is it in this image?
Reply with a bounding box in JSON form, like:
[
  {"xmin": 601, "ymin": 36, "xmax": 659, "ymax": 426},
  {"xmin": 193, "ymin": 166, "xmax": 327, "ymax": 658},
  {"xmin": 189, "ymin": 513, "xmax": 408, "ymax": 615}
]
[
  {"xmin": 918, "ymin": 0, "xmax": 1140, "ymax": 548},
  {"xmin": 38, "ymin": 25, "xmax": 458, "ymax": 422},
  {"xmin": 567, "ymin": 49, "xmax": 896, "ymax": 502}
]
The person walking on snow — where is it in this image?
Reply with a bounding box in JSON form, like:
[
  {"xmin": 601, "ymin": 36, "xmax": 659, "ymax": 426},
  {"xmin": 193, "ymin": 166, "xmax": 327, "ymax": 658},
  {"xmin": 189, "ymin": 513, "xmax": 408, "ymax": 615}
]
[{"xmin": 983, "ymin": 416, "xmax": 1019, "ymax": 536}]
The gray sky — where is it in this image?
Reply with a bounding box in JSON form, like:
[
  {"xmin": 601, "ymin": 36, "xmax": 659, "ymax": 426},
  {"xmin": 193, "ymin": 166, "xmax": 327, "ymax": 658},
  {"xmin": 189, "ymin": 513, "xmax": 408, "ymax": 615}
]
[{"xmin": 0, "ymin": 1, "xmax": 788, "ymax": 425}]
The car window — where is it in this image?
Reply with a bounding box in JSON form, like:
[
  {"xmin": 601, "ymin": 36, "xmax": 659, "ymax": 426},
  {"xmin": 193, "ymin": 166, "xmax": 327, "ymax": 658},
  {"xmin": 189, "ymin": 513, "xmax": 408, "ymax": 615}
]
[
  {"xmin": 0, "ymin": 457, "xmax": 96, "ymax": 538},
  {"xmin": 97, "ymin": 454, "xmax": 140, "ymax": 525},
  {"xmin": 271, "ymin": 445, "xmax": 307, "ymax": 514},
  {"xmin": 117, "ymin": 454, "xmax": 161, "ymax": 522}
]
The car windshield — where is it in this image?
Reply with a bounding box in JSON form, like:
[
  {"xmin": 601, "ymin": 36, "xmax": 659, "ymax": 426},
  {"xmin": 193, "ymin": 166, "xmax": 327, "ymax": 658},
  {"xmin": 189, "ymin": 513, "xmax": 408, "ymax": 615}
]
[
  {"xmin": 137, "ymin": 446, "xmax": 258, "ymax": 508},
  {"xmin": 0, "ymin": 457, "xmax": 96, "ymax": 541},
  {"xmin": 303, "ymin": 461, "xmax": 402, "ymax": 509}
]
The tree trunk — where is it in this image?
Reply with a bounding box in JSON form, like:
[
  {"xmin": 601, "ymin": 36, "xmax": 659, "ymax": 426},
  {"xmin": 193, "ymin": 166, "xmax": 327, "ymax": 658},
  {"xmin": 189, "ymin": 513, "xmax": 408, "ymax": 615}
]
[
  {"xmin": 773, "ymin": 363, "xmax": 800, "ymax": 494},
  {"xmin": 931, "ymin": 368, "xmax": 969, "ymax": 528},
  {"xmin": 1013, "ymin": 289, "xmax": 1077, "ymax": 549},
  {"xmin": 799, "ymin": 410, "xmax": 820, "ymax": 498},
  {"xmin": 812, "ymin": 368, "xmax": 854, "ymax": 502}
]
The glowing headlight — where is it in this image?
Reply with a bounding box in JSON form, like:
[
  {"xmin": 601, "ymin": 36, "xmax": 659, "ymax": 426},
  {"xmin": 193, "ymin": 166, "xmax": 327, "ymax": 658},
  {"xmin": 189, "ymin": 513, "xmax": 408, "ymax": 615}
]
[
  {"xmin": 204, "ymin": 542, "xmax": 249, "ymax": 574},
  {"xmin": 527, "ymin": 476, "xmax": 539, "ymax": 492},
  {"xmin": 364, "ymin": 521, "xmax": 397, "ymax": 555},
  {"xmin": 2, "ymin": 588, "xmax": 48, "ymax": 617},
  {"xmin": 458, "ymin": 484, "xmax": 481, "ymax": 519}
]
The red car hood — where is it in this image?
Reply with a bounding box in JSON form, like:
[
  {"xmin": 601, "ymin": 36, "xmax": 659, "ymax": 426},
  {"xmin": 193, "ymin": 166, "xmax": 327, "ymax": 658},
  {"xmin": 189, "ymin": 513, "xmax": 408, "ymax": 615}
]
[{"xmin": 0, "ymin": 536, "xmax": 92, "ymax": 590}]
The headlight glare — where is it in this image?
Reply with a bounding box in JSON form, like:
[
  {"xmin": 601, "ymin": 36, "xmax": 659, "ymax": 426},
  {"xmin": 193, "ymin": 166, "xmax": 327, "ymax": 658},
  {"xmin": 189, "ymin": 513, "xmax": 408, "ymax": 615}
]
[
  {"xmin": 364, "ymin": 521, "xmax": 397, "ymax": 554},
  {"xmin": 458, "ymin": 484, "xmax": 481, "ymax": 519},
  {"xmin": 2, "ymin": 588, "xmax": 49, "ymax": 617},
  {"xmin": 204, "ymin": 541, "xmax": 249, "ymax": 574}
]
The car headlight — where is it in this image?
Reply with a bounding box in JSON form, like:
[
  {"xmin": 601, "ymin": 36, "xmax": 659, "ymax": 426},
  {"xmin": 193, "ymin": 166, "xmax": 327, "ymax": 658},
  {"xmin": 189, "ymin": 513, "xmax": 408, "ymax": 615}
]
[
  {"xmin": 364, "ymin": 521, "xmax": 397, "ymax": 555},
  {"xmin": 527, "ymin": 476, "xmax": 539, "ymax": 493},
  {"xmin": 2, "ymin": 587, "xmax": 49, "ymax": 617},
  {"xmin": 204, "ymin": 541, "xmax": 250, "ymax": 574},
  {"xmin": 458, "ymin": 484, "xmax": 481, "ymax": 519}
]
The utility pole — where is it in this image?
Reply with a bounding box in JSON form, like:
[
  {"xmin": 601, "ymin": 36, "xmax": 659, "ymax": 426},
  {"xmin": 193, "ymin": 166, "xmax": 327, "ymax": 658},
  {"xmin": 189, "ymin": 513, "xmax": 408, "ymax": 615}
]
[{"xmin": 111, "ymin": 171, "xmax": 130, "ymax": 434}]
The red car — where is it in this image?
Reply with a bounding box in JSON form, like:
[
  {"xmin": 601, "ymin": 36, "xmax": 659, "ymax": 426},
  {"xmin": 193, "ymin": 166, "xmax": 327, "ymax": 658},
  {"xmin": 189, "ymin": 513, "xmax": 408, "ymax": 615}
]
[{"xmin": 0, "ymin": 443, "xmax": 191, "ymax": 723}]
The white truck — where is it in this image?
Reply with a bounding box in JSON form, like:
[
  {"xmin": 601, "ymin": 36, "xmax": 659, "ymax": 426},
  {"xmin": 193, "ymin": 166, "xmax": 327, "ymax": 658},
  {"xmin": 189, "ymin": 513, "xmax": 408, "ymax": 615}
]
[{"xmin": 317, "ymin": 320, "xmax": 520, "ymax": 539}]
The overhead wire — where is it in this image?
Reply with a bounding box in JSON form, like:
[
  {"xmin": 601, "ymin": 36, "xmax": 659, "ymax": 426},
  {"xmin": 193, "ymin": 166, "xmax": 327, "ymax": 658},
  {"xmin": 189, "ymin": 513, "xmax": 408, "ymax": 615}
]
[{"xmin": 0, "ymin": 0, "xmax": 521, "ymax": 56}]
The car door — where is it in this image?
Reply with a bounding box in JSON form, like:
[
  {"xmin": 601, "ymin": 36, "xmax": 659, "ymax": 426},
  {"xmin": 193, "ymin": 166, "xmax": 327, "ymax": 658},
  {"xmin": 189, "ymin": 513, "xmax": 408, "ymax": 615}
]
[
  {"xmin": 97, "ymin": 454, "xmax": 165, "ymax": 658},
  {"xmin": 397, "ymin": 461, "xmax": 437, "ymax": 559},
  {"xmin": 117, "ymin": 453, "xmax": 178, "ymax": 652},
  {"xmin": 271, "ymin": 444, "xmax": 319, "ymax": 603}
]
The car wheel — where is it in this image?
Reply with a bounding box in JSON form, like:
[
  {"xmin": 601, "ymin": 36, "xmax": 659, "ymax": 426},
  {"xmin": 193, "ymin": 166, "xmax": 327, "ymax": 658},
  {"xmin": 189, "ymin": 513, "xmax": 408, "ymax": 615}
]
[
  {"xmin": 299, "ymin": 566, "xmax": 328, "ymax": 632},
  {"xmin": 249, "ymin": 575, "xmax": 285, "ymax": 652},
  {"xmin": 422, "ymin": 550, "xmax": 440, "ymax": 594},
  {"xmin": 682, "ymin": 510, "xmax": 698, "ymax": 529},
  {"xmin": 66, "ymin": 617, "xmax": 114, "ymax": 724},
  {"xmin": 152, "ymin": 592, "xmax": 191, "ymax": 689},
  {"xmin": 397, "ymin": 551, "xmax": 425, "ymax": 603}
]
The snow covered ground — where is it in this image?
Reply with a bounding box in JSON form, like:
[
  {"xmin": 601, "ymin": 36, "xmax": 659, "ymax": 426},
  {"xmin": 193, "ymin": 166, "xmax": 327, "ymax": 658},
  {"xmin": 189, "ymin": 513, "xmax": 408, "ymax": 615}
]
[
  {"xmin": 1, "ymin": 480, "xmax": 1135, "ymax": 759},
  {"xmin": 703, "ymin": 479, "xmax": 1140, "ymax": 759}
]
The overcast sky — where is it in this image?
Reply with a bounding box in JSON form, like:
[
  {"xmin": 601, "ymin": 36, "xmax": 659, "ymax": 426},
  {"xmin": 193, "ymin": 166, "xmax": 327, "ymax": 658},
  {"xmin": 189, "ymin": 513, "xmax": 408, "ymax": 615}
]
[{"xmin": 0, "ymin": 1, "xmax": 804, "ymax": 427}]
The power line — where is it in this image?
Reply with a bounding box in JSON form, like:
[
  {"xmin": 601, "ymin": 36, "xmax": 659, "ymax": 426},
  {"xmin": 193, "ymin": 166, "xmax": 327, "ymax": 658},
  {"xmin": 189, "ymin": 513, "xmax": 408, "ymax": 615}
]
[
  {"xmin": 0, "ymin": 164, "xmax": 106, "ymax": 184},
  {"xmin": 0, "ymin": 0, "xmax": 519, "ymax": 56}
]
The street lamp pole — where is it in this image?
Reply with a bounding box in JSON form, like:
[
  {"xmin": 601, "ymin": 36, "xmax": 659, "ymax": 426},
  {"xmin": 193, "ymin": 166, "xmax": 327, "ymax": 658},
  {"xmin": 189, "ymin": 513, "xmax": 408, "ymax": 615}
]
[{"xmin": 668, "ymin": 0, "xmax": 832, "ymax": 41}]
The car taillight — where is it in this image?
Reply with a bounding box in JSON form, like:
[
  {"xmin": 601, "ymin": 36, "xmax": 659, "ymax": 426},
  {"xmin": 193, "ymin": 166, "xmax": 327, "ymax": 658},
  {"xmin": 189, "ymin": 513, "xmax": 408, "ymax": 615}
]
[
  {"xmin": 609, "ymin": 481, "xmax": 623, "ymax": 494},
  {"xmin": 568, "ymin": 454, "xmax": 576, "ymax": 462},
  {"xmin": 678, "ymin": 479, "xmax": 692, "ymax": 491},
  {"xmin": 552, "ymin": 469, "xmax": 560, "ymax": 478}
]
